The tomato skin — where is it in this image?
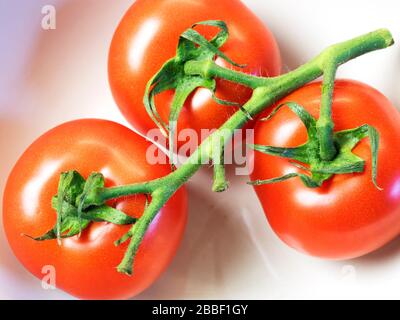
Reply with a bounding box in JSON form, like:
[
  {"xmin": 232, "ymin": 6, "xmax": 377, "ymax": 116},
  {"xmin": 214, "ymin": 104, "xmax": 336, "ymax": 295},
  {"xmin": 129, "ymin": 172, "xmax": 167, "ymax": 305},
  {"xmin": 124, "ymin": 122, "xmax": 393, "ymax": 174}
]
[
  {"xmin": 251, "ymin": 80, "xmax": 400, "ymax": 259},
  {"xmin": 108, "ymin": 0, "xmax": 281, "ymax": 147},
  {"xmin": 3, "ymin": 119, "xmax": 187, "ymax": 299}
]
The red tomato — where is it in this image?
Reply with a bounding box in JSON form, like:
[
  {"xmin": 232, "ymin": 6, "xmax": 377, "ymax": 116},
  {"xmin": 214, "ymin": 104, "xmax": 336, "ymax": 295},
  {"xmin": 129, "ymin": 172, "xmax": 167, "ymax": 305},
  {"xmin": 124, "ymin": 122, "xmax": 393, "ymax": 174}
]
[
  {"xmin": 3, "ymin": 119, "xmax": 187, "ymax": 299},
  {"xmin": 108, "ymin": 0, "xmax": 281, "ymax": 148},
  {"xmin": 251, "ymin": 80, "xmax": 400, "ymax": 259}
]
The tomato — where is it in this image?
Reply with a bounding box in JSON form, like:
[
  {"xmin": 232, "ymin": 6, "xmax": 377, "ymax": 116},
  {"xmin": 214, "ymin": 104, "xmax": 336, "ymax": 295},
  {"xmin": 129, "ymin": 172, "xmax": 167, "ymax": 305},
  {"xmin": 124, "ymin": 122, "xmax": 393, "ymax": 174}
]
[
  {"xmin": 251, "ymin": 80, "xmax": 400, "ymax": 259},
  {"xmin": 108, "ymin": 0, "xmax": 281, "ymax": 148},
  {"xmin": 3, "ymin": 119, "xmax": 187, "ymax": 299}
]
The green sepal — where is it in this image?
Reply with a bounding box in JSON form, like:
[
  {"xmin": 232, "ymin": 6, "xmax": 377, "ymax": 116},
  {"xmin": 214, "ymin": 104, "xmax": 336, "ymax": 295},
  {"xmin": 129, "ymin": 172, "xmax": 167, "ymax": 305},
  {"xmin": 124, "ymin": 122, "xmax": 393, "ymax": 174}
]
[
  {"xmin": 168, "ymin": 76, "xmax": 215, "ymax": 161},
  {"xmin": 27, "ymin": 198, "xmax": 135, "ymax": 241},
  {"xmin": 27, "ymin": 171, "xmax": 136, "ymax": 242},
  {"xmin": 55, "ymin": 171, "xmax": 85, "ymax": 241},
  {"xmin": 144, "ymin": 20, "xmax": 244, "ymax": 164},
  {"xmin": 75, "ymin": 173, "xmax": 105, "ymax": 214},
  {"xmin": 57, "ymin": 171, "xmax": 86, "ymax": 203},
  {"xmin": 249, "ymin": 143, "xmax": 311, "ymax": 164},
  {"xmin": 73, "ymin": 172, "xmax": 105, "ymax": 234},
  {"xmin": 26, "ymin": 217, "xmax": 91, "ymax": 241},
  {"xmin": 248, "ymin": 172, "xmax": 322, "ymax": 188},
  {"xmin": 334, "ymin": 124, "xmax": 380, "ymax": 188},
  {"xmin": 144, "ymin": 59, "xmax": 180, "ymax": 137},
  {"xmin": 262, "ymin": 102, "xmax": 318, "ymax": 138},
  {"xmin": 180, "ymin": 21, "xmax": 245, "ymax": 68},
  {"xmin": 54, "ymin": 197, "xmax": 135, "ymax": 225},
  {"xmin": 249, "ymin": 103, "xmax": 381, "ymax": 188}
]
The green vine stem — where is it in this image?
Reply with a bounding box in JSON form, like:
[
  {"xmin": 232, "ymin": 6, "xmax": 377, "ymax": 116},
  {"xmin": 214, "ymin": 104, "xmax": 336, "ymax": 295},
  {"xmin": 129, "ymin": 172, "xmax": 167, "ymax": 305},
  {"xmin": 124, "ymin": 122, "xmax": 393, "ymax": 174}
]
[
  {"xmin": 45, "ymin": 28, "xmax": 394, "ymax": 275},
  {"xmin": 317, "ymin": 64, "xmax": 338, "ymax": 161}
]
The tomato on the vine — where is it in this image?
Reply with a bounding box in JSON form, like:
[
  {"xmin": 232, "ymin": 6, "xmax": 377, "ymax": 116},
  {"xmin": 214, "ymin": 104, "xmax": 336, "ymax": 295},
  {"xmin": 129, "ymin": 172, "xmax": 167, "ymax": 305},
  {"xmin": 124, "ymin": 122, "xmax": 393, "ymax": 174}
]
[
  {"xmin": 108, "ymin": 0, "xmax": 281, "ymax": 148},
  {"xmin": 3, "ymin": 119, "xmax": 187, "ymax": 299},
  {"xmin": 251, "ymin": 80, "xmax": 400, "ymax": 259}
]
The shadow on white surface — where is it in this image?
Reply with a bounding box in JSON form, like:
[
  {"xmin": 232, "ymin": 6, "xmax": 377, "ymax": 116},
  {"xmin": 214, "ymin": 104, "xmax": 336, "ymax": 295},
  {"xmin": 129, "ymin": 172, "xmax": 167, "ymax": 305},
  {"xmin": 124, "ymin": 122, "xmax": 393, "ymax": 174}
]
[
  {"xmin": 353, "ymin": 235, "xmax": 400, "ymax": 265},
  {"xmin": 135, "ymin": 166, "xmax": 283, "ymax": 299}
]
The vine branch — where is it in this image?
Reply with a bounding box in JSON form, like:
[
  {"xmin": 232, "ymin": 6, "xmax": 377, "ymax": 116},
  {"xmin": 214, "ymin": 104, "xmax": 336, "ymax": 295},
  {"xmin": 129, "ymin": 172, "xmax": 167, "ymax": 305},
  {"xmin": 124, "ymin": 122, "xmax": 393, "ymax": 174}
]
[{"xmin": 40, "ymin": 26, "xmax": 393, "ymax": 275}]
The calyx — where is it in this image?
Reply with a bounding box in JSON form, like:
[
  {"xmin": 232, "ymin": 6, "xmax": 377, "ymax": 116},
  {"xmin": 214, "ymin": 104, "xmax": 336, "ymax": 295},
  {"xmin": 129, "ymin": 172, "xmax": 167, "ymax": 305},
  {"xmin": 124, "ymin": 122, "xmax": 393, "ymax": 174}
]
[
  {"xmin": 249, "ymin": 102, "xmax": 380, "ymax": 188},
  {"xmin": 26, "ymin": 171, "xmax": 135, "ymax": 242},
  {"xmin": 144, "ymin": 20, "xmax": 245, "ymax": 164}
]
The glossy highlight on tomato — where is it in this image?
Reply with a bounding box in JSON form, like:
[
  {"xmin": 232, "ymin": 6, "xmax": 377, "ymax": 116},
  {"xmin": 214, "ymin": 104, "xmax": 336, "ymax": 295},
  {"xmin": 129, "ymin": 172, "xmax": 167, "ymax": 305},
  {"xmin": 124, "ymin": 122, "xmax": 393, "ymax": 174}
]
[
  {"xmin": 3, "ymin": 119, "xmax": 187, "ymax": 299},
  {"xmin": 108, "ymin": 0, "xmax": 281, "ymax": 148},
  {"xmin": 251, "ymin": 80, "xmax": 400, "ymax": 259}
]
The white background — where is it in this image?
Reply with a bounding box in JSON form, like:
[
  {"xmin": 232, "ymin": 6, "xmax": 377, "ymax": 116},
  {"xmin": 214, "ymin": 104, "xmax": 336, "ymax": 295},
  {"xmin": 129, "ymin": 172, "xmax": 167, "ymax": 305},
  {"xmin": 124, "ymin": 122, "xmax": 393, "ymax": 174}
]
[{"xmin": 1, "ymin": 0, "xmax": 400, "ymax": 299}]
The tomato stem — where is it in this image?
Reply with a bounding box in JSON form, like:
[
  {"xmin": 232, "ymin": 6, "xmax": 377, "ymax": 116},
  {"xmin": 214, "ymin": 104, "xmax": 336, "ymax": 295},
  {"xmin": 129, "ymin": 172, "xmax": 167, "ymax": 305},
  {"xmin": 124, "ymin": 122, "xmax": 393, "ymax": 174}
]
[
  {"xmin": 212, "ymin": 163, "xmax": 228, "ymax": 192},
  {"xmin": 98, "ymin": 181, "xmax": 156, "ymax": 201},
  {"xmin": 120, "ymin": 28, "xmax": 394, "ymax": 274},
  {"xmin": 185, "ymin": 29, "xmax": 392, "ymax": 161},
  {"xmin": 54, "ymin": 27, "xmax": 394, "ymax": 275},
  {"xmin": 212, "ymin": 145, "xmax": 229, "ymax": 192},
  {"xmin": 317, "ymin": 64, "xmax": 338, "ymax": 161},
  {"xmin": 185, "ymin": 29, "xmax": 393, "ymax": 108},
  {"xmin": 116, "ymin": 190, "xmax": 171, "ymax": 275},
  {"xmin": 184, "ymin": 60, "xmax": 269, "ymax": 89}
]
